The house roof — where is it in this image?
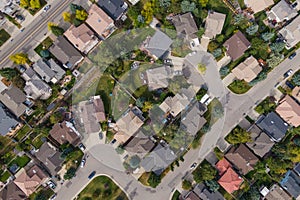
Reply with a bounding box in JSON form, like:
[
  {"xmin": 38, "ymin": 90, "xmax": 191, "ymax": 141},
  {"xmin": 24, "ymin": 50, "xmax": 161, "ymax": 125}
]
[
  {"xmin": 180, "ymin": 191, "xmax": 201, "ymax": 200},
  {"xmin": 246, "ymin": 124, "xmax": 274, "ymax": 158},
  {"xmin": 225, "ymin": 144, "xmax": 259, "ymax": 175},
  {"xmin": 0, "ymin": 85, "xmax": 27, "ymax": 118},
  {"xmin": 276, "ymin": 95, "xmax": 300, "ymax": 127},
  {"xmin": 218, "ymin": 167, "xmax": 243, "ymax": 194},
  {"xmin": 223, "ymin": 31, "xmax": 250, "ymax": 61},
  {"xmin": 145, "ymin": 65, "xmax": 172, "ymax": 90},
  {"xmin": 49, "ymin": 121, "xmax": 81, "ymax": 146},
  {"xmin": 125, "ymin": 131, "xmax": 155, "ymax": 155},
  {"xmin": 280, "ymin": 170, "xmax": 300, "ymax": 198},
  {"xmin": 181, "ymin": 102, "xmax": 207, "ymax": 136},
  {"xmin": 14, "ymin": 165, "xmax": 47, "ymax": 197},
  {"xmin": 267, "ymin": 0, "xmax": 297, "ymax": 22},
  {"xmin": 294, "ymin": 163, "xmax": 300, "ymax": 176},
  {"xmin": 97, "ymin": 0, "xmax": 127, "ymax": 20},
  {"xmin": 216, "ymin": 158, "xmax": 232, "ymax": 176},
  {"xmin": 46, "ymin": 59, "xmax": 66, "ymax": 81},
  {"xmin": 21, "ymin": 67, "xmax": 38, "ymax": 82},
  {"xmin": 0, "ymin": 182, "xmax": 27, "ymax": 200},
  {"xmin": 141, "ymin": 143, "xmax": 177, "ymax": 175},
  {"xmin": 35, "ymin": 142, "xmax": 63, "ymax": 176},
  {"xmin": 265, "ymin": 184, "xmax": 292, "ymax": 200},
  {"xmin": 279, "ymin": 15, "xmax": 300, "ymax": 48},
  {"xmin": 33, "ymin": 58, "xmax": 56, "ymax": 83},
  {"xmin": 0, "ymin": 105, "xmax": 19, "ymax": 136},
  {"xmin": 114, "ymin": 106, "xmax": 144, "ymax": 143},
  {"xmin": 232, "ymin": 56, "xmax": 262, "ymax": 82},
  {"xmin": 24, "ymin": 79, "xmax": 52, "ymax": 100},
  {"xmin": 86, "ymin": 4, "xmax": 114, "ymax": 38},
  {"xmin": 145, "ymin": 30, "xmax": 173, "ymax": 59},
  {"xmin": 291, "ymin": 86, "xmax": 300, "ymax": 103},
  {"xmin": 193, "ymin": 183, "xmax": 225, "ymax": 200},
  {"xmin": 204, "ymin": 11, "xmax": 226, "ymax": 39},
  {"xmin": 244, "ymin": 0, "xmax": 274, "ymax": 13},
  {"xmin": 256, "ymin": 111, "xmax": 289, "ymax": 142},
  {"xmin": 49, "ymin": 36, "xmax": 83, "ymax": 69},
  {"xmin": 171, "ymin": 12, "xmax": 198, "ymax": 39}
]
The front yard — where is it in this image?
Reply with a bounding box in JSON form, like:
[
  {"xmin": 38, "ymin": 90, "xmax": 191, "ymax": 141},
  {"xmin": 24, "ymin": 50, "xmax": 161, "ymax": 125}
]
[
  {"xmin": 228, "ymin": 80, "xmax": 252, "ymax": 94},
  {"xmin": 0, "ymin": 29, "xmax": 11, "ymax": 47},
  {"xmin": 254, "ymin": 96, "xmax": 276, "ymax": 114}
]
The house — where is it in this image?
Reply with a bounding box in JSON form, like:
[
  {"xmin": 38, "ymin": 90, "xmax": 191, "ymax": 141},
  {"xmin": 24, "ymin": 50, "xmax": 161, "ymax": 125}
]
[
  {"xmin": 223, "ymin": 31, "xmax": 251, "ymax": 61},
  {"xmin": 141, "ymin": 143, "xmax": 177, "ymax": 175},
  {"xmin": 280, "ymin": 170, "xmax": 300, "ymax": 199},
  {"xmin": 246, "ymin": 124, "xmax": 274, "ymax": 158},
  {"xmin": 22, "ymin": 68, "xmax": 52, "ymax": 100},
  {"xmin": 0, "ymin": 85, "xmax": 27, "ymax": 118},
  {"xmin": 32, "ymin": 58, "xmax": 65, "ymax": 84},
  {"xmin": 279, "ymin": 15, "xmax": 300, "ymax": 49},
  {"xmin": 0, "ymin": 104, "xmax": 19, "ymax": 135},
  {"xmin": 267, "ymin": 0, "xmax": 297, "ymax": 23},
  {"xmin": 171, "ymin": 12, "xmax": 198, "ymax": 39},
  {"xmin": 216, "ymin": 158, "xmax": 243, "ymax": 194},
  {"xmin": 203, "ymin": 11, "xmax": 226, "ymax": 39},
  {"xmin": 232, "ymin": 56, "xmax": 262, "ymax": 82},
  {"xmin": 97, "ymin": 0, "xmax": 128, "ymax": 21},
  {"xmin": 86, "ymin": 4, "xmax": 115, "ymax": 40},
  {"xmin": 0, "ymin": 182, "xmax": 27, "ymax": 200},
  {"xmin": 276, "ymin": 95, "xmax": 300, "ymax": 127},
  {"xmin": 142, "ymin": 30, "xmax": 173, "ymax": 59},
  {"xmin": 145, "ymin": 65, "xmax": 172, "ymax": 90},
  {"xmin": 124, "ymin": 131, "xmax": 155, "ymax": 156},
  {"xmin": 193, "ymin": 183, "xmax": 225, "ymax": 200},
  {"xmin": 0, "ymin": 0, "xmax": 18, "ymax": 16},
  {"xmin": 181, "ymin": 102, "xmax": 207, "ymax": 136},
  {"xmin": 291, "ymin": 86, "xmax": 300, "ymax": 103},
  {"xmin": 244, "ymin": 0, "xmax": 274, "ymax": 14},
  {"xmin": 264, "ymin": 184, "xmax": 292, "ymax": 200},
  {"xmin": 159, "ymin": 86, "xmax": 195, "ymax": 117},
  {"xmin": 225, "ymin": 144, "xmax": 259, "ymax": 174},
  {"xmin": 14, "ymin": 165, "xmax": 48, "ymax": 197},
  {"xmin": 49, "ymin": 36, "xmax": 84, "ymax": 70},
  {"xmin": 179, "ymin": 191, "xmax": 201, "ymax": 200},
  {"xmin": 114, "ymin": 106, "xmax": 145, "ymax": 144},
  {"xmin": 49, "ymin": 121, "xmax": 81, "ymax": 146},
  {"xmin": 294, "ymin": 163, "xmax": 300, "ymax": 176},
  {"xmin": 77, "ymin": 95, "xmax": 106, "ymax": 134},
  {"xmin": 256, "ymin": 112, "xmax": 289, "ymax": 142},
  {"xmin": 34, "ymin": 142, "xmax": 63, "ymax": 176}
]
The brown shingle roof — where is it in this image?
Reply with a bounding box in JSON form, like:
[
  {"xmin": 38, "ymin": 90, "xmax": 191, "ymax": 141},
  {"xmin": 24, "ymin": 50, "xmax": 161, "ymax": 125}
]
[
  {"xmin": 276, "ymin": 95, "xmax": 300, "ymax": 127},
  {"xmin": 49, "ymin": 121, "xmax": 81, "ymax": 146},
  {"xmin": 224, "ymin": 31, "xmax": 250, "ymax": 61}
]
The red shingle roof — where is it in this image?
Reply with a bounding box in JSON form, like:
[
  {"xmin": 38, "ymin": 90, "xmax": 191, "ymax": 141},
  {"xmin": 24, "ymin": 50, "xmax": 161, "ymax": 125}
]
[
  {"xmin": 218, "ymin": 167, "xmax": 243, "ymax": 194},
  {"xmin": 216, "ymin": 158, "xmax": 232, "ymax": 176}
]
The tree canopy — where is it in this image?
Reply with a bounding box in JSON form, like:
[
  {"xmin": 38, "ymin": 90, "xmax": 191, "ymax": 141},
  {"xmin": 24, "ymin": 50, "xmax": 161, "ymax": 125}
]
[
  {"xmin": 226, "ymin": 126, "xmax": 251, "ymax": 144},
  {"xmin": 192, "ymin": 160, "xmax": 217, "ymax": 183},
  {"xmin": 29, "ymin": 0, "xmax": 41, "ymax": 9},
  {"xmin": 9, "ymin": 53, "xmax": 29, "ymax": 64}
]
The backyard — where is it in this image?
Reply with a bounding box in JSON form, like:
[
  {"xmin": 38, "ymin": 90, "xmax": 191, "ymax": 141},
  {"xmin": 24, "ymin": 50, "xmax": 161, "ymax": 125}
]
[{"xmin": 77, "ymin": 175, "xmax": 128, "ymax": 200}]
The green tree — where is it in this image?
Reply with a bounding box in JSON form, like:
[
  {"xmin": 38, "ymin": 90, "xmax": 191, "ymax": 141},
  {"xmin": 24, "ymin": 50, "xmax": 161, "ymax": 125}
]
[
  {"xmin": 267, "ymin": 53, "xmax": 283, "ymax": 68},
  {"xmin": 246, "ymin": 24, "xmax": 259, "ymax": 35},
  {"xmin": 261, "ymin": 32, "xmax": 275, "ymax": 42},
  {"xmin": 9, "ymin": 53, "xmax": 29, "ymax": 64},
  {"xmin": 29, "ymin": 0, "xmax": 41, "ymax": 9},
  {"xmin": 48, "ymin": 23, "xmax": 64, "ymax": 36},
  {"xmin": 20, "ymin": 0, "xmax": 30, "ymax": 8},
  {"xmin": 159, "ymin": 0, "xmax": 171, "ymax": 8},
  {"xmin": 70, "ymin": 3, "xmax": 80, "ymax": 14},
  {"xmin": 292, "ymin": 73, "xmax": 300, "ymax": 86},
  {"xmin": 64, "ymin": 167, "xmax": 76, "ymax": 180},
  {"xmin": 40, "ymin": 49, "xmax": 50, "ymax": 58},
  {"xmin": 192, "ymin": 160, "xmax": 217, "ymax": 183},
  {"xmin": 181, "ymin": 0, "xmax": 196, "ymax": 13},
  {"xmin": 147, "ymin": 172, "xmax": 161, "ymax": 188},
  {"xmin": 141, "ymin": 1, "xmax": 154, "ymax": 24},
  {"xmin": 197, "ymin": 27, "xmax": 205, "ymax": 38},
  {"xmin": 199, "ymin": 0, "xmax": 208, "ymax": 7},
  {"xmin": 142, "ymin": 101, "xmax": 153, "ymax": 112},
  {"xmin": 182, "ymin": 180, "xmax": 192, "ymax": 190},
  {"xmin": 219, "ymin": 66, "xmax": 230, "ymax": 77},
  {"xmin": 204, "ymin": 180, "xmax": 219, "ymax": 192},
  {"xmin": 266, "ymin": 157, "xmax": 292, "ymax": 177},
  {"xmin": 212, "ymin": 48, "xmax": 222, "ymax": 58},
  {"xmin": 250, "ymin": 38, "xmax": 269, "ymax": 60},
  {"xmin": 270, "ymin": 42, "xmax": 285, "ymax": 53},
  {"xmin": 198, "ymin": 63, "xmax": 206, "ymax": 74},
  {"xmin": 226, "ymin": 126, "xmax": 251, "ymax": 144},
  {"xmin": 75, "ymin": 9, "xmax": 88, "ymax": 21}
]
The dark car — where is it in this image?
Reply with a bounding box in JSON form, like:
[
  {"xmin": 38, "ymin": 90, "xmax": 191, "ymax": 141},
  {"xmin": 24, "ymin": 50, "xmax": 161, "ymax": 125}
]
[
  {"xmin": 99, "ymin": 132, "xmax": 103, "ymax": 140},
  {"xmin": 284, "ymin": 69, "xmax": 293, "ymax": 78},
  {"xmin": 289, "ymin": 52, "xmax": 297, "ymax": 59},
  {"xmin": 88, "ymin": 171, "xmax": 96, "ymax": 179},
  {"xmin": 286, "ymin": 80, "xmax": 295, "ymax": 89},
  {"xmin": 111, "ymin": 139, "xmax": 117, "ymax": 144}
]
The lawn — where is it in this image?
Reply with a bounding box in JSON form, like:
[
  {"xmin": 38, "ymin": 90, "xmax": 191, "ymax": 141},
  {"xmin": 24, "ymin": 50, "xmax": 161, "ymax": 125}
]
[
  {"xmin": 228, "ymin": 80, "xmax": 252, "ymax": 94},
  {"xmin": 0, "ymin": 29, "xmax": 11, "ymax": 47},
  {"xmin": 77, "ymin": 176, "xmax": 128, "ymax": 200},
  {"xmin": 111, "ymin": 85, "xmax": 134, "ymax": 120},
  {"xmin": 204, "ymin": 98, "xmax": 224, "ymax": 126},
  {"xmin": 65, "ymin": 148, "xmax": 84, "ymax": 170},
  {"xmin": 34, "ymin": 36, "xmax": 53, "ymax": 56},
  {"xmin": 32, "ymin": 133, "xmax": 47, "ymax": 149},
  {"xmin": 8, "ymin": 155, "xmax": 31, "ymax": 168},
  {"xmin": 14, "ymin": 125, "xmax": 31, "ymax": 141},
  {"xmin": 0, "ymin": 171, "xmax": 11, "ymax": 183},
  {"xmin": 171, "ymin": 190, "xmax": 181, "ymax": 200},
  {"xmin": 254, "ymin": 96, "xmax": 276, "ymax": 114},
  {"xmin": 29, "ymin": 186, "xmax": 54, "ymax": 200}
]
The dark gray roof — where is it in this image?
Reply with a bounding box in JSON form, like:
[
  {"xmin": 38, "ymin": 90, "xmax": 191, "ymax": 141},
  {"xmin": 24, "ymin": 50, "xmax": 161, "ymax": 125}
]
[
  {"xmin": 193, "ymin": 183, "xmax": 225, "ymax": 200},
  {"xmin": 171, "ymin": 12, "xmax": 198, "ymax": 38},
  {"xmin": 145, "ymin": 30, "xmax": 173, "ymax": 59},
  {"xmin": 280, "ymin": 170, "xmax": 300, "ymax": 198},
  {"xmin": 97, "ymin": 0, "xmax": 127, "ymax": 20},
  {"xmin": 49, "ymin": 36, "xmax": 83, "ymax": 69},
  {"xmin": 0, "ymin": 182, "xmax": 26, "ymax": 200},
  {"xmin": 46, "ymin": 59, "xmax": 65, "ymax": 81},
  {"xmin": 0, "ymin": 104, "xmax": 19, "ymax": 135},
  {"xmin": 256, "ymin": 112, "xmax": 289, "ymax": 142},
  {"xmin": 33, "ymin": 59, "xmax": 56, "ymax": 83},
  {"xmin": 294, "ymin": 163, "xmax": 300, "ymax": 176}
]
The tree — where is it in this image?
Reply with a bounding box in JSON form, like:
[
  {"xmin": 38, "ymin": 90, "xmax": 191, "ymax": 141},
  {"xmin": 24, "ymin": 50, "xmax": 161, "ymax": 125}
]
[
  {"xmin": 270, "ymin": 42, "xmax": 285, "ymax": 53},
  {"xmin": 20, "ymin": 0, "xmax": 30, "ymax": 8},
  {"xmin": 226, "ymin": 126, "xmax": 251, "ymax": 144},
  {"xmin": 141, "ymin": 1, "xmax": 154, "ymax": 24},
  {"xmin": 198, "ymin": 63, "xmax": 206, "ymax": 74},
  {"xmin": 292, "ymin": 73, "xmax": 300, "ymax": 86},
  {"xmin": 192, "ymin": 160, "xmax": 217, "ymax": 183},
  {"xmin": 266, "ymin": 157, "xmax": 292, "ymax": 176},
  {"xmin": 40, "ymin": 49, "xmax": 50, "ymax": 58},
  {"xmin": 199, "ymin": 0, "xmax": 209, "ymax": 7},
  {"xmin": 75, "ymin": 9, "xmax": 88, "ymax": 21},
  {"xmin": 219, "ymin": 66, "xmax": 230, "ymax": 77},
  {"xmin": 246, "ymin": 24, "xmax": 259, "ymax": 35},
  {"xmin": 250, "ymin": 38, "xmax": 269, "ymax": 60},
  {"xmin": 70, "ymin": 3, "xmax": 80, "ymax": 14},
  {"xmin": 261, "ymin": 32, "xmax": 275, "ymax": 42},
  {"xmin": 64, "ymin": 167, "xmax": 76, "ymax": 180},
  {"xmin": 9, "ymin": 53, "xmax": 29, "ymax": 64},
  {"xmin": 267, "ymin": 53, "xmax": 283, "ymax": 68},
  {"xmin": 197, "ymin": 27, "xmax": 205, "ymax": 38},
  {"xmin": 204, "ymin": 180, "xmax": 219, "ymax": 192},
  {"xmin": 48, "ymin": 22, "xmax": 64, "ymax": 36},
  {"xmin": 212, "ymin": 48, "xmax": 222, "ymax": 58},
  {"xmin": 62, "ymin": 12, "xmax": 72, "ymax": 22},
  {"xmin": 181, "ymin": 0, "xmax": 196, "ymax": 13},
  {"xmin": 159, "ymin": 0, "xmax": 171, "ymax": 8},
  {"xmin": 142, "ymin": 101, "xmax": 153, "ymax": 112},
  {"xmin": 182, "ymin": 180, "xmax": 192, "ymax": 190},
  {"xmin": 30, "ymin": 0, "xmax": 41, "ymax": 9},
  {"xmin": 147, "ymin": 172, "xmax": 161, "ymax": 188}
]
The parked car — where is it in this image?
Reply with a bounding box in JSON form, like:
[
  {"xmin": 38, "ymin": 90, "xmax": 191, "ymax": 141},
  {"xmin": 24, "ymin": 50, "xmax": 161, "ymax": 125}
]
[
  {"xmin": 88, "ymin": 171, "xmax": 96, "ymax": 179},
  {"xmin": 49, "ymin": 194, "xmax": 57, "ymax": 200},
  {"xmin": 284, "ymin": 69, "xmax": 293, "ymax": 78},
  {"xmin": 78, "ymin": 143, "xmax": 86, "ymax": 151},
  {"xmin": 80, "ymin": 158, "xmax": 86, "ymax": 168},
  {"xmin": 43, "ymin": 5, "xmax": 51, "ymax": 12},
  {"xmin": 99, "ymin": 132, "xmax": 103, "ymax": 140},
  {"xmin": 47, "ymin": 180, "xmax": 56, "ymax": 189},
  {"xmin": 111, "ymin": 139, "xmax": 117, "ymax": 144},
  {"xmin": 164, "ymin": 59, "xmax": 172, "ymax": 65},
  {"xmin": 289, "ymin": 52, "xmax": 297, "ymax": 59},
  {"xmin": 190, "ymin": 162, "xmax": 197, "ymax": 169}
]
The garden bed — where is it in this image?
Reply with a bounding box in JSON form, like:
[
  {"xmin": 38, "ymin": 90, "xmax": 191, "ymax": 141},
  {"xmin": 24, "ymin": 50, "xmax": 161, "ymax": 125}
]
[{"xmin": 228, "ymin": 80, "xmax": 252, "ymax": 94}]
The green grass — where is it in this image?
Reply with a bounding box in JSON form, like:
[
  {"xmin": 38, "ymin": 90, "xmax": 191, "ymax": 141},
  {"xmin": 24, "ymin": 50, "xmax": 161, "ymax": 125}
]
[
  {"xmin": 65, "ymin": 148, "xmax": 84, "ymax": 170},
  {"xmin": 32, "ymin": 133, "xmax": 47, "ymax": 149},
  {"xmin": 14, "ymin": 125, "xmax": 31, "ymax": 141},
  {"xmin": 0, "ymin": 171, "xmax": 11, "ymax": 182},
  {"xmin": 254, "ymin": 96, "xmax": 276, "ymax": 114},
  {"xmin": 34, "ymin": 36, "xmax": 53, "ymax": 56},
  {"xmin": 8, "ymin": 155, "xmax": 31, "ymax": 168},
  {"xmin": 29, "ymin": 186, "xmax": 54, "ymax": 200},
  {"xmin": 228, "ymin": 80, "xmax": 252, "ymax": 94},
  {"xmin": 0, "ymin": 29, "xmax": 10, "ymax": 47},
  {"xmin": 4, "ymin": 14, "xmax": 21, "ymax": 28},
  {"xmin": 171, "ymin": 190, "xmax": 181, "ymax": 200},
  {"xmin": 77, "ymin": 175, "xmax": 128, "ymax": 200}
]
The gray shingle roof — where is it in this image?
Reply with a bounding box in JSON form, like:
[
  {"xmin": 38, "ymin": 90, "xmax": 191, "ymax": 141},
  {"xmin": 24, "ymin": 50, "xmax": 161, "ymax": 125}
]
[
  {"xmin": 280, "ymin": 170, "xmax": 300, "ymax": 198},
  {"xmin": 193, "ymin": 183, "xmax": 225, "ymax": 200},
  {"xmin": 145, "ymin": 30, "xmax": 173, "ymax": 59},
  {"xmin": 97, "ymin": 0, "xmax": 127, "ymax": 20},
  {"xmin": 33, "ymin": 59, "xmax": 56, "ymax": 83},
  {"xmin": 0, "ymin": 104, "xmax": 19, "ymax": 135}
]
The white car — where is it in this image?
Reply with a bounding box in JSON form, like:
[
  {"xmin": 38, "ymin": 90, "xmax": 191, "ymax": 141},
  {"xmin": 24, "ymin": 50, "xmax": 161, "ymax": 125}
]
[
  {"xmin": 80, "ymin": 158, "xmax": 86, "ymax": 168},
  {"xmin": 47, "ymin": 180, "xmax": 56, "ymax": 189},
  {"xmin": 78, "ymin": 143, "xmax": 86, "ymax": 151},
  {"xmin": 43, "ymin": 5, "xmax": 51, "ymax": 12}
]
